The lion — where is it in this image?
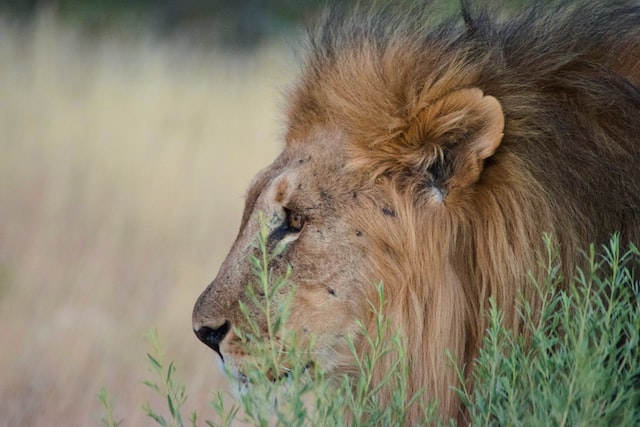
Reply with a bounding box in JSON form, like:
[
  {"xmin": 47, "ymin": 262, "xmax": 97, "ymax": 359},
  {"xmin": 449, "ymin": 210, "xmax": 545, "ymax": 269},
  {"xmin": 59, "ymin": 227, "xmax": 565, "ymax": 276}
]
[{"xmin": 193, "ymin": 1, "xmax": 640, "ymax": 423}]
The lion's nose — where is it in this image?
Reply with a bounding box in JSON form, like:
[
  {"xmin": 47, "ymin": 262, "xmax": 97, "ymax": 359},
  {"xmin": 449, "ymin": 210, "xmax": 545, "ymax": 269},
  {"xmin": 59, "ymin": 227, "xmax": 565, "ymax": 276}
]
[{"xmin": 194, "ymin": 321, "xmax": 231, "ymax": 358}]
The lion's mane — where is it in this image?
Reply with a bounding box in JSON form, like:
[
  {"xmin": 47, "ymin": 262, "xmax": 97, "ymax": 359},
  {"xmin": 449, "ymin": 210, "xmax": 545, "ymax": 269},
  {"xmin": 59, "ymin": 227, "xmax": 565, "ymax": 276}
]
[{"xmin": 285, "ymin": 1, "xmax": 640, "ymax": 421}]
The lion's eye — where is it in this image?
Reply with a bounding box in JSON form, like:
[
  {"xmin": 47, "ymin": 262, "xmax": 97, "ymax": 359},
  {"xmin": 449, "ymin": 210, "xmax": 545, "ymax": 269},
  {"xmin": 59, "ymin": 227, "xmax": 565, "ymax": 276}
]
[
  {"xmin": 269, "ymin": 208, "xmax": 305, "ymax": 243},
  {"xmin": 285, "ymin": 208, "xmax": 305, "ymax": 233}
]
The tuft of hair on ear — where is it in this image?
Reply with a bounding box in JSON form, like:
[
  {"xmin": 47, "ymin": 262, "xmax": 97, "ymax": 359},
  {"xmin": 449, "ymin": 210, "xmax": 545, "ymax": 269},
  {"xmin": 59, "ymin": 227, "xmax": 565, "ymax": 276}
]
[
  {"xmin": 460, "ymin": 0, "xmax": 477, "ymax": 34},
  {"xmin": 394, "ymin": 88, "xmax": 505, "ymax": 200},
  {"xmin": 460, "ymin": 0, "xmax": 504, "ymax": 61}
]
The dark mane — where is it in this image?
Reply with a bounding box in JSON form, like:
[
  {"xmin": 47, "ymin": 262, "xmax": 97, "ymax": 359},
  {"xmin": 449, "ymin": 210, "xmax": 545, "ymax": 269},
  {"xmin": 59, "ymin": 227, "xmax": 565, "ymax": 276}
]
[{"xmin": 289, "ymin": 0, "xmax": 640, "ymax": 246}]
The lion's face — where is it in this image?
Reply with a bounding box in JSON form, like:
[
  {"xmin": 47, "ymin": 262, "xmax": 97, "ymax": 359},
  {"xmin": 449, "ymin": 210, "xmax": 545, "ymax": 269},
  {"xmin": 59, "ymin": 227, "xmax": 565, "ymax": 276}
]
[
  {"xmin": 192, "ymin": 82, "xmax": 506, "ymax": 396},
  {"xmin": 192, "ymin": 130, "xmax": 385, "ymax": 382}
]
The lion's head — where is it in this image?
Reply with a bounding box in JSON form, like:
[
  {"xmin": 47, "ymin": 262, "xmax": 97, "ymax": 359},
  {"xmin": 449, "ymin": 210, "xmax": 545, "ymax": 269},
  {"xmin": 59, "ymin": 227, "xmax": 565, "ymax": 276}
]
[{"xmin": 193, "ymin": 2, "xmax": 640, "ymax": 422}]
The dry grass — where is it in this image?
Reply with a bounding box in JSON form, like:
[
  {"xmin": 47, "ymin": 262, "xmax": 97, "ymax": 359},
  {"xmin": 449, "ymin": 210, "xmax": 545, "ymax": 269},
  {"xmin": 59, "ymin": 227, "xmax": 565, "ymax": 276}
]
[{"xmin": 0, "ymin": 11, "xmax": 292, "ymax": 426}]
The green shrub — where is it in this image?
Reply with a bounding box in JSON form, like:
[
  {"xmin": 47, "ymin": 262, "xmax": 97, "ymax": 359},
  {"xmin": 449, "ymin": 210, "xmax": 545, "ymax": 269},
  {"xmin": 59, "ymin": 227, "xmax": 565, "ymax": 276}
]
[
  {"xmin": 457, "ymin": 234, "xmax": 640, "ymax": 426},
  {"xmin": 100, "ymin": 233, "xmax": 640, "ymax": 426},
  {"xmin": 98, "ymin": 387, "xmax": 123, "ymax": 427},
  {"xmin": 142, "ymin": 329, "xmax": 196, "ymax": 427}
]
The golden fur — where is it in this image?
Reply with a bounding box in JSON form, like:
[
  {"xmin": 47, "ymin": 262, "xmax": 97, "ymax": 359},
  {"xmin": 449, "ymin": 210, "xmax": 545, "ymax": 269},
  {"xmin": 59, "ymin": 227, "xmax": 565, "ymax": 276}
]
[{"xmin": 194, "ymin": 1, "xmax": 640, "ymax": 423}]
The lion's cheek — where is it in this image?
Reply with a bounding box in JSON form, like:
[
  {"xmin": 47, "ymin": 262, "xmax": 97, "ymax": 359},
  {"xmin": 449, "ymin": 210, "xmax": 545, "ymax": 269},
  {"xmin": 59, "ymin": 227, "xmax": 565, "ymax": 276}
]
[
  {"xmin": 311, "ymin": 338, "xmax": 357, "ymax": 374},
  {"xmin": 289, "ymin": 289, "xmax": 356, "ymax": 334},
  {"xmin": 284, "ymin": 288, "xmax": 364, "ymax": 375}
]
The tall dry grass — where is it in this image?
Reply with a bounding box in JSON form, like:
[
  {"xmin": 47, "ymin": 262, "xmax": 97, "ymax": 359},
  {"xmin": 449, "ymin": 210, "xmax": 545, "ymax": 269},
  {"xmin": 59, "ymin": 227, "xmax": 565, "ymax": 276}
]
[{"xmin": 0, "ymin": 11, "xmax": 292, "ymax": 426}]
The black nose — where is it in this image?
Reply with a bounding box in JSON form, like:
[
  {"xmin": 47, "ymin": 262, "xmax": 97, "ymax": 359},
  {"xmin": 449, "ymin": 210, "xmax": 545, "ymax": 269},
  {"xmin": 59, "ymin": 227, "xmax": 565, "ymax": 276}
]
[{"xmin": 194, "ymin": 321, "xmax": 231, "ymax": 358}]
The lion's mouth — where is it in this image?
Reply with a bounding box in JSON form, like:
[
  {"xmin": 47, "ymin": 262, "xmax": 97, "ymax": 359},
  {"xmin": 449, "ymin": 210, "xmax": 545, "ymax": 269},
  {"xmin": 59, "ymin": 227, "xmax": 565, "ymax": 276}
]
[
  {"xmin": 227, "ymin": 361, "xmax": 316, "ymax": 387},
  {"xmin": 266, "ymin": 361, "xmax": 315, "ymax": 383}
]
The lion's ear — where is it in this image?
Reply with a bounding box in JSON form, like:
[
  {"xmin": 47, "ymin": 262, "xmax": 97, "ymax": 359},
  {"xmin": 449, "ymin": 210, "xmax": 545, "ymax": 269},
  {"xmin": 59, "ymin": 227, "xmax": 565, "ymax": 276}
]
[{"xmin": 402, "ymin": 88, "xmax": 504, "ymax": 199}]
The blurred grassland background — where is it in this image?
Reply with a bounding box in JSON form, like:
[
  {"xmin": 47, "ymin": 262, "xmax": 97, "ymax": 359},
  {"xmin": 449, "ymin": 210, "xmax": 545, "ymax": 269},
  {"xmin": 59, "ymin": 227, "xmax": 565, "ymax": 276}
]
[
  {"xmin": 0, "ymin": 1, "xmax": 526, "ymax": 425},
  {"xmin": 0, "ymin": 5, "xmax": 296, "ymax": 426}
]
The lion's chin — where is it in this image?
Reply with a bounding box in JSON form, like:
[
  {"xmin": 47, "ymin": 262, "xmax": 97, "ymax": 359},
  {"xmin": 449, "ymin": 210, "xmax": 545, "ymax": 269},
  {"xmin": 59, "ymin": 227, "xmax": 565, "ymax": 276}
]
[{"xmin": 222, "ymin": 360, "xmax": 316, "ymax": 399}]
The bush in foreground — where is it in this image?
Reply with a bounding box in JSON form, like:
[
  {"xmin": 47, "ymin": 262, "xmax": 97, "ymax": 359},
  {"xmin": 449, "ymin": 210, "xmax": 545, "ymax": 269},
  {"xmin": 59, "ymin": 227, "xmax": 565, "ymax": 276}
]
[{"xmin": 100, "ymin": 233, "xmax": 640, "ymax": 426}]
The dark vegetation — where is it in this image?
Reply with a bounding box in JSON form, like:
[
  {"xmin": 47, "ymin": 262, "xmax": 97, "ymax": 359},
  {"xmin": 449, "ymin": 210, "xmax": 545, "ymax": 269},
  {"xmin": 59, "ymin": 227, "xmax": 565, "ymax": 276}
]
[{"xmin": 2, "ymin": 0, "xmax": 529, "ymax": 48}]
